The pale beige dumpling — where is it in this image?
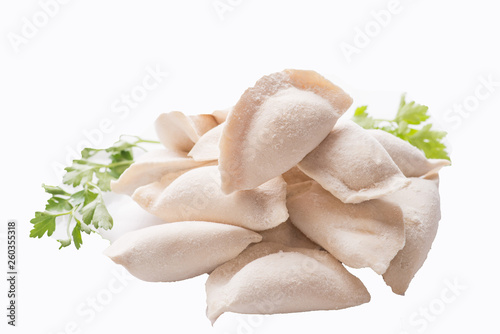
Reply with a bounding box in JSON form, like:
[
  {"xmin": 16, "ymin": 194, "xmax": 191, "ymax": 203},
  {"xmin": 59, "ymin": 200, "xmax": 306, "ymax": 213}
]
[
  {"xmin": 188, "ymin": 123, "xmax": 223, "ymax": 161},
  {"xmin": 212, "ymin": 107, "xmax": 231, "ymax": 124},
  {"xmin": 298, "ymin": 120, "xmax": 409, "ymax": 203},
  {"xmin": 287, "ymin": 181, "xmax": 405, "ymax": 275},
  {"xmin": 382, "ymin": 175, "xmax": 441, "ymax": 295},
  {"xmin": 111, "ymin": 149, "xmax": 215, "ymax": 196},
  {"xmin": 219, "ymin": 69, "xmax": 353, "ymax": 194},
  {"xmin": 132, "ymin": 165, "xmax": 289, "ymax": 231},
  {"xmin": 368, "ymin": 129, "xmax": 450, "ymax": 178},
  {"xmin": 282, "ymin": 166, "xmax": 312, "ymax": 185},
  {"xmin": 259, "ymin": 219, "xmax": 320, "ymax": 250},
  {"xmin": 104, "ymin": 221, "xmax": 262, "ymax": 282},
  {"xmin": 155, "ymin": 111, "xmax": 218, "ymax": 152},
  {"xmin": 206, "ymin": 242, "xmax": 370, "ymax": 324}
]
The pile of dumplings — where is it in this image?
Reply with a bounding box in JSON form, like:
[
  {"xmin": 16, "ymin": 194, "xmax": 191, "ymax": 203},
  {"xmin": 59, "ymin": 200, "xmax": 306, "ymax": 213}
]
[{"xmin": 105, "ymin": 69, "xmax": 450, "ymax": 324}]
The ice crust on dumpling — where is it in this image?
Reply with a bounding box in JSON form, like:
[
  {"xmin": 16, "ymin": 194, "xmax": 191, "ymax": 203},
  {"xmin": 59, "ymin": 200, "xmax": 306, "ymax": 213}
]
[
  {"xmin": 188, "ymin": 123, "xmax": 224, "ymax": 161},
  {"xmin": 132, "ymin": 165, "xmax": 289, "ymax": 231},
  {"xmin": 111, "ymin": 149, "xmax": 215, "ymax": 196},
  {"xmin": 382, "ymin": 176, "xmax": 441, "ymax": 295},
  {"xmin": 368, "ymin": 129, "xmax": 450, "ymax": 178},
  {"xmin": 259, "ymin": 219, "xmax": 320, "ymax": 250},
  {"xmin": 155, "ymin": 111, "xmax": 218, "ymax": 152},
  {"xmin": 219, "ymin": 69, "xmax": 353, "ymax": 194},
  {"xmin": 206, "ymin": 242, "xmax": 370, "ymax": 324},
  {"xmin": 104, "ymin": 221, "xmax": 262, "ymax": 282},
  {"xmin": 298, "ymin": 120, "xmax": 409, "ymax": 203},
  {"xmin": 287, "ymin": 181, "xmax": 405, "ymax": 275}
]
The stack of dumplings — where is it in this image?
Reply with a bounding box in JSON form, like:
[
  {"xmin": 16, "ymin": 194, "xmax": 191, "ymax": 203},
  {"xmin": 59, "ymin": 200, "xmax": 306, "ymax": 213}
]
[{"xmin": 105, "ymin": 69, "xmax": 449, "ymax": 324}]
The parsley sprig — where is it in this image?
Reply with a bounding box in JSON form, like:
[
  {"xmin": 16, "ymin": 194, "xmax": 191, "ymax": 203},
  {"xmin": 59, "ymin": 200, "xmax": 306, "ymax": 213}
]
[
  {"xmin": 352, "ymin": 94, "xmax": 450, "ymax": 161},
  {"xmin": 30, "ymin": 136, "xmax": 160, "ymax": 249}
]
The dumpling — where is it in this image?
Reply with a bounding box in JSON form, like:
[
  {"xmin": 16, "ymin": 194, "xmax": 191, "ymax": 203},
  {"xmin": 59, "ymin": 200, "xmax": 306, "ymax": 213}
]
[
  {"xmin": 110, "ymin": 149, "xmax": 215, "ymax": 196},
  {"xmin": 155, "ymin": 111, "xmax": 218, "ymax": 152},
  {"xmin": 188, "ymin": 123, "xmax": 224, "ymax": 161},
  {"xmin": 259, "ymin": 219, "xmax": 320, "ymax": 250},
  {"xmin": 212, "ymin": 107, "xmax": 231, "ymax": 124},
  {"xmin": 368, "ymin": 129, "xmax": 450, "ymax": 178},
  {"xmin": 382, "ymin": 176, "xmax": 441, "ymax": 295},
  {"xmin": 104, "ymin": 221, "xmax": 262, "ymax": 282},
  {"xmin": 297, "ymin": 120, "xmax": 409, "ymax": 203},
  {"xmin": 219, "ymin": 69, "xmax": 353, "ymax": 194},
  {"xmin": 132, "ymin": 165, "xmax": 289, "ymax": 231},
  {"xmin": 282, "ymin": 166, "xmax": 312, "ymax": 185},
  {"xmin": 206, "ymin": 242, "xmax": 370, "ymax": 324},
  {"xmin": 287, "ymin": 181, "xmax": 405, "ymax": 275}
]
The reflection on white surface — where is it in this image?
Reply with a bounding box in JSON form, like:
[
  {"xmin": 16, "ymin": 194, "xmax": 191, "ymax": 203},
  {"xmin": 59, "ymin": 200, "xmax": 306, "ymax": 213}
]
[{"xmin": 99, "ymin": 193, "xmax": 165, "ymax": 243}]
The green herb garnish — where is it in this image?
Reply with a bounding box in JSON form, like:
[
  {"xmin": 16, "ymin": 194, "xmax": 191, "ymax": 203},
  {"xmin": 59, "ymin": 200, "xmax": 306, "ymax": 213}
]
[
  {"xmin": 352, "ymin": 94, "xmax": 450, "ymax": 161},
  {"xmin": 30, "ymin": 136, "xmax": 160, "ymax": 249}
]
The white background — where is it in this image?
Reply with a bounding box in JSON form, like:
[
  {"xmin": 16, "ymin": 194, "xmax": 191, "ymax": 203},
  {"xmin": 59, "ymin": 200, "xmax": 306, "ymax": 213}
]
[{"xmin": 1, "ymin": 1, "xmax": 499, "ymax": 333}]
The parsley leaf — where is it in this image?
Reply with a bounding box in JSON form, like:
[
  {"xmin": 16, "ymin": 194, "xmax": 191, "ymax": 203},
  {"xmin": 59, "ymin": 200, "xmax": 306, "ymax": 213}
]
[
  {"xmin": 96, "ymin": 171, "xmax": 113, "ymax": 192},
  {"xmin": 351, "ymin": 94, "xmax": 451, "ymax": 161},
  {"xmin": 63, "ymin": 161, "xmax": 95, "ymax": 187},
  {"xmin": 81, "ymin": 194, "xmax": 113, "ymax": 230},
  {"xmin": 57, "ymin": 238, "xmax": 72, "ymax": 249},
  {"xmin": 352, "ymin": 106, "xmax": 375, "ymax": 129},
  {"xmin": 408, "ymin": 124, "xmax": 449, "ymax": 160},
  {"xmin": 45, "ymin": 197, "xmax": 73, "ymax": 212},
  {"xmin": 71, "ymin": 187, "xmax": 98, "ymax": 206},
  {"xmin": 72, "ymin": 222, "xmax": 83, "ymax": 250},
  {"xmin": 395, "ymin": 95, "xmax": 430, "ymax": 125},
  {"xmin": 42, "ymin": 184, "xmax": 70, "ymax": 196},
  {"xmin": 30, "ymin": 212, "xmax": 57, "ymax": 238}
]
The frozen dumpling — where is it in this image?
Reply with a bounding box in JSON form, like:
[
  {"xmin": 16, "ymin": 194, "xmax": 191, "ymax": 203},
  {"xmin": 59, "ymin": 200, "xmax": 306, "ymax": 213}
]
[
  {"xmin": 368, "ymin": 129, "xmax": 450, "ymax": 178},
  {"xmin": 382, "ymin": 176, "xmax": 441, "ymax": 295},
  {"xmin": 132, "ymin": 166, "xmax": 289, "ymax": 231},
  {"xmin": 259, "ymin": 219, "xmax": 320, "ymax": 250},
  {"xmin": 298, "ymin": 120, "xmax": 409, "ymax": 203},
  {"xmin": 206, "ymin": 242, "xmax": 370, "ymax": 324},
  {"xmin": 282, "ymin": 166, "xmax": 312, "ymax": 185},
  {"xmin": 104, "ymin": 221, "xmax": 262, "ymax": 282},
  {"xmin": 212, "ymin": 108, "xmax": 231, "ymax": 124},
  {"xmin": 155, "ymin": 111, "xmax": 218, "ymax": 152},
  {"xmin": 110, "ymin": 149, "xmax": 215, "ymax": 196},
  {"xmin": 188, "ymin": 123, "xmax": 223, "ymax": 161},
  {"xmin": 219, "ymin": 69, "xmax": 353, "ymax": 194},
  {"xmin": 287, "ymin": 181, "xmax": 405, "ymax": 274}
]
